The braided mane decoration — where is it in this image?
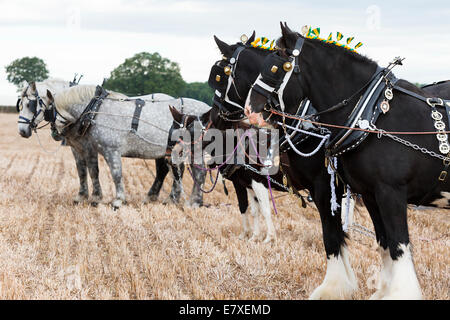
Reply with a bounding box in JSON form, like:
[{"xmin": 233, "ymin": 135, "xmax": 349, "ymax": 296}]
[
  {"xmin": 250, "ymin": 37, "xmax": 276, "ymax": 51},
  {"xmin": 303, "ymin": 26, "xmax": 363, "ymax": 52}
]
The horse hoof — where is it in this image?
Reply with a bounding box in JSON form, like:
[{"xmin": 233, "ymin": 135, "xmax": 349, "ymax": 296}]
[
  {"xmin": 239, "ymin": 231, "xmax": 250, "ymax": 240},
  {"xmin": 187, "ymin": 201, "xmax": 203, "ymax": 209},
  {"xmin": 90, "ymin": 202, "xmax": 99, "ymax": 207},
  {"xmin": 73, "ymin": 194, "xmax": 88, "ymax": 204},
  {"xmin": 144, "ymin": 194, "xmax": 159, "ymax": 203},
  {"xmin": 111, "ymin": 199, "xmax": 124, "ymax": 209},
  {"xmin": 263, "ymin": 234, "xmax": 276, "ymax": 244},
  {"xmin": 163, "ymin": 197, "xmax": 178, "ymax": 205},
  {"xmin": 309, "ymin": 278, "xmax": 357, "ymax": 300}
]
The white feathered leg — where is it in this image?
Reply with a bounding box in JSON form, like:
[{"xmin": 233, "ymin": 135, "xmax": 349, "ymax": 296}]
[{"xmin": 251, "ymin": 180, "xmax": 276, "ymax": 243}]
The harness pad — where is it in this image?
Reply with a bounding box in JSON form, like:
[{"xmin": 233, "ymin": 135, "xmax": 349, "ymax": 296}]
[{"xmin": 326, "ymin": 68, "xmax": 398, "ymax": 156}]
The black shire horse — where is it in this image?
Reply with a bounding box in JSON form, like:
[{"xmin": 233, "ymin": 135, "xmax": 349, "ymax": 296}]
[
  {"xmin": 245, "ymin": 22, "xmax": 450, "ymax": 299},
  {"xmin": 168, "ymin": 34, "xmax": 375, "ymax": 299}
]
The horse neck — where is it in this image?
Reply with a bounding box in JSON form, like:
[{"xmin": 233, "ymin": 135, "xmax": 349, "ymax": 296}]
[{"xmin": 300, "ymin": 40, "xmax": 379, "ymax": 126}]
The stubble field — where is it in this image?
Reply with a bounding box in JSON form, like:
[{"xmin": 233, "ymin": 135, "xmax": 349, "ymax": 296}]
[{"xmin": 0, "ymin": 113, "xmax": 448, "ymax": 300}]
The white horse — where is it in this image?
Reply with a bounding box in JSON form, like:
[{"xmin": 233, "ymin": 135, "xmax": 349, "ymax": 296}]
[
  {"xmin": 18, "ymin": 83, "xmax": 210, "ymax": 208},
  {"xmin": 17, "ymin": 79, "xmax": 179, "ymax": 206}
]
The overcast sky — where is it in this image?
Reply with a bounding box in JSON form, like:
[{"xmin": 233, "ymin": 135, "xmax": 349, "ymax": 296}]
[{"xmin": 0, "ymin": 0, "xmax": 449, "ymax": 104}]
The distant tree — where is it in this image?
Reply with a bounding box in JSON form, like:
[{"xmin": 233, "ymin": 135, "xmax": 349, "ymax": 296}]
[
  {"xmin": 181, "ymin": 82, "xmax": 214, "ymax": 105},
  {"xmin": 104, "ymin": 52, "xmax": 185, "ymax": 97},
  {"xmin": 414, "ymin": 82, "xmax": 426, "ymax": 88},
  {"xmin": 5, "ymin": 56, "xmax": 49, "ymax": 90}
]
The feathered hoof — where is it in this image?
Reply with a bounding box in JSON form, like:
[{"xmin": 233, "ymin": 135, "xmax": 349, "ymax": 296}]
[
  {"xmin": 90, "ymin": 195, "xmax": 102, "ymax": 207},
  {"xmin": 73, "ymin": 194, "xmax": 88, "ymax": 204},
  {"xmin": 162, "ymin": 196, "xmax": 179, "ymax": 205},
  {"xmin": 262, "ymin": 233, "xmax": 276, "ymax": 244},
  {"xmin": 249, "ymin": 233, "xmax": 262, "ymax": 242},
  {"xmin": 239, "ymin": 231, "xmax": 251, "ymax": 240},
  {"xmin": 309, "ymin": 279, "xmax": 357, "ymax": 300},
  {"xmin": 111, "ymin": 199, "xmax": 126, "ymax": 210},
  {"xmin": 186, "ymin": 200, "xmax": 203, "ymax": 209},
  {"xmin": 144, "ymin": 194, "xmax": 159, "ymax": 203}
]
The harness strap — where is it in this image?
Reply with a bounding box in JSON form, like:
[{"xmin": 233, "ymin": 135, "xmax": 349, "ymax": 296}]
[
  {"xmin": 77, "ymin": 85, "xmax": 109, "ymax": 136},
  {"xmin": 131, "ymin": 99, "xmax": 145, "ymax": 132}
]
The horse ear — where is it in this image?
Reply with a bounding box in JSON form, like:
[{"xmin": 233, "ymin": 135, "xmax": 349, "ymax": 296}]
[
  {"xmin": 247, "ymin": 31, "xmax": 256, "ymax": 44},
  {"xmin": 169, "ymin": 105, "xmax": 183, "ymax": 124},
  {"xmin": 284, "ymin": 22, "xmax": 294, "ymax": 34},
  {"xmin": 279, "ymin": 21, "xmax": 297, "ymax": 49},
  {"xmin": 30, "ymin": 81, "xmax": 36, "ymax": 93},
  {"xmin": 46, "ymin": 90, "xmax": 54, "ymax": 103},
  {"xmin": 214, "ymin": 35, "xmax": 232, "ymax": 56}
]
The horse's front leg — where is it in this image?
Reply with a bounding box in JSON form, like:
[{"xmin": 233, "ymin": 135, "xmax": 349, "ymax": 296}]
[
  {"xmin": 71, "ymin": 147, "xmax": 89, "ymax": 204},
  {"xmin": 361, "ymin": 194, "xmax": 392, "ymax": 300},
  {"xmin": 187, "ymin": 164, "xmax": 206, "ymax": 208},
  {"xmin": 164, "ymin": 163, "xmax": 184, "ymax": 204},
  {"xmin": 86, "ymin": 148, "xmax": 103, "ymax": 207},
  {"xmin": 145, "ymin": 158, "xmax": 169, "ymax": 203},
  {"xmin": 103, "ymin": 150, "xmax": 126, "ymax": 209},
  {"xmin": 251, "ymin": 180, "xmax": 276, "ymax": 243},
  {"xmin": 373, "ymin": 184, "xmax": 422, "ymax": 300},
  {"xmin": 309, "ymin": 181, "xmax": 357, "ymax": 300}
]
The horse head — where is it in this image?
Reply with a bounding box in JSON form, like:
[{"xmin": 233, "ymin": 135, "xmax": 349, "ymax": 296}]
[
  {"xmin": 244, "ymin": 22, "xmax": 308, "ymax": 128},
  {"xmin": 209, "ymin": 32, "xmax": 276, "ymax": 129}
]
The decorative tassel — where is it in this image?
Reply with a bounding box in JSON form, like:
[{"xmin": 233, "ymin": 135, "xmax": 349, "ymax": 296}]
[
  {"xmin": 336, "ymin": 32, "xmax": 343, "ymax": 41},
  {"xmin": 342, "ymin": 186, "xmax": 352, "ymax": 232},
  {"xmin": 327, "ymin": 32, "xmax": 332, "ymax": 41},
  {"xmin": 251, "ymin": 37, "xmax": 260, "ymax": 47},
  {"xmin": 327, "ymin": 157, "xmax": 340, "ymax": 216},
  {"xmin": 312, "ymin": 27, "xmax": 320, "ymax": 38},
  {"xmin": 346, "ymin": 37, "xmax": 354, "ymax": 45},
  {"xmin": 354, "ymin": 42, "xmax": 363, "ymax": 49}
]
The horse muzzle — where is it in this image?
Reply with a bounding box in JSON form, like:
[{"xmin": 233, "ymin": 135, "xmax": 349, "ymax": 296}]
[
  {"xmin": 244, "ymin": 103, "xmax": 271, "ymax": 128},
  {"xmin": 19, "ymin": 127, "xmax": 32, "ymax": 138}
]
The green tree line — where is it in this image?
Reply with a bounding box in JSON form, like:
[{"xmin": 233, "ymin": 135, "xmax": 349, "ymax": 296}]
[{"xmin": 5, "ymin": 52, "xmax": 213, "ymax": 104}]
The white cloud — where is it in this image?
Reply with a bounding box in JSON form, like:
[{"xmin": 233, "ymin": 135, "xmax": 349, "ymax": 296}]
[{"xmin": 0, "ymin": 0, "xmax": 449, "ymax": 104}]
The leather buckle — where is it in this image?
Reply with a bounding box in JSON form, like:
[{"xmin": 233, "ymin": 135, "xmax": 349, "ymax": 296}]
[
  {"xmin": 427, "ymin": 97, "xmax": 444, "ymax": 107},
  {"xmin": 438, "ymin": 170, "xmax": 447, "ymax": 181}
]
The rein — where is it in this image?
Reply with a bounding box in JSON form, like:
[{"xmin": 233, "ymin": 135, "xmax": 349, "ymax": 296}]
[{"xmin": 269, "ymin": 109, "xmax": 450, "ymax": 135}]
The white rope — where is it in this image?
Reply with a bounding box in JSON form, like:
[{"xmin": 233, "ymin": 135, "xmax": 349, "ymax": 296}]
[
  {"xmin": 277, "ymin": 122, "xmax": 330, "ymax": 157},
  {"xmin": 327, "ymin": 157, "xmax": 340, "ymax": 216},
  {"xmin": 342, "ymin": 186, "xmax": 352, "ymax": 232},
  {"xmin": 34, "ymin": 130, "xmax": 63, "ymax": 155}
]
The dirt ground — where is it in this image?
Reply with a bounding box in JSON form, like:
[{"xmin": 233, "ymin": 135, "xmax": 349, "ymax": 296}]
[{"xmin": 0, "ymin": 113, "xmax": 448, "ymax": 300}]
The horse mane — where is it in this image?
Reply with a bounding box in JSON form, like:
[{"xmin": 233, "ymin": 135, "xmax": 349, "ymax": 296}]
[
  {"xmin": 55, "ymin": 85, "xmax": 125, "ymax": 113},
  {"xmin": 306, "ymin": 35, "xmax": 376, "ymax": 66}
]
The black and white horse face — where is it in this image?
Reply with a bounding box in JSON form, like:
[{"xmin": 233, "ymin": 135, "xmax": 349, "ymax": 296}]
[
  {"xmin": 245, "ymin": 23, "xmax": 307, "ymax": 127},
  {"xmin": 17, "ymin": 86, "xmax": 40, "ymax": 138},
  {"xmin": 17, "ymin": 83, "xmax": 54, "ymax": 138},
  {"xmin": 209, "ymin": 34, "xmax": 271, "ymax": 121}
]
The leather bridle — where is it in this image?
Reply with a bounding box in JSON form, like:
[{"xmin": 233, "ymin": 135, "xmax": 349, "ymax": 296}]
[
  {"xmin": 209, "ymin": 44, "xmax": 248, "ymax": 121},
  {"xmin": 17, "ymin": 85, "xmax": 50, "ymax": 130}
]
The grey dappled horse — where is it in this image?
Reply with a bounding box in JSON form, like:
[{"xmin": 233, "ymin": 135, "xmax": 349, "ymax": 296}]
[
  {"xmin": 17, "ymin": 80, "xmax": 178, "ymax": 206},
  {"xmin": 18, "ymin": 83, "xmax": 210, "ymax": 208}
]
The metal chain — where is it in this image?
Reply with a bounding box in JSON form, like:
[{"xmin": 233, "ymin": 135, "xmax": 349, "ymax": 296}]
[
  {"xmin": 91, "ymin": 120, "xmax": 166, "ymax": 147},
  {"xmin": 370, "ymin": 124, "xmax": 450, "ymax": 161},
  {"xmin": 242, "ymin": 163, "xmax": 304, "ymax": 198}
]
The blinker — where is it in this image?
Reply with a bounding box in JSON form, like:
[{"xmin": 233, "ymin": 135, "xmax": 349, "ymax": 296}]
[
  {"xmin": 224, "ymin": 66, "xmax": 232, "ymax": 76},
  {"xmin": 16, "ymin": 98, "xmax": 22, "ymax": 112},
  {"xmin": 271, "ymin": 66, "xmax": 278, "ymax": 73}
]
